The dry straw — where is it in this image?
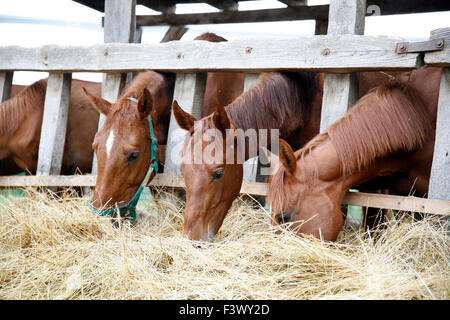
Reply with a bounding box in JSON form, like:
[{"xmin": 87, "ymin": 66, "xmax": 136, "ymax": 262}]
[{"xmin": 0, "ymin": 188, "xmax": 448, "ymax": 300}]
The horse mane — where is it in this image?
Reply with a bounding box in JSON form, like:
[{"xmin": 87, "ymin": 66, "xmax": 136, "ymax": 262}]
[
  {"xmin": 0, "ymin": 79, "xmax": 47, "ymax": 138},
  {"xmin": 200, "ymin": 71, "xmax": 318, "ymax": 138},
  {"xmin": 268, "ymin": 80, "xmax": 433, "ymax": 209}
]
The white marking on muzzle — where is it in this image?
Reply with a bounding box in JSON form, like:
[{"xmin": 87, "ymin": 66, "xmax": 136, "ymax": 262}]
[{"xmin": 106, "ymin": 130, "xmax": 114, "ymax": 158}]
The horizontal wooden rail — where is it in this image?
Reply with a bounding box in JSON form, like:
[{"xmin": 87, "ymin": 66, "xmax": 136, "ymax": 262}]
[
  {"xmin": 0, "ymin": 174, "xmax": 449, "ymax": 216},
  {"xmin": 135, "ymin": 6, "xmax": 329, "ymax": 27},
  {"xmin": 0, "ymin": 35, "xmax": 423, "ymax": 73}
]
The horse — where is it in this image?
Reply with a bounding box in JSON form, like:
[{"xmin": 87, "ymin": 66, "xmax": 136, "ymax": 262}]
[
  {"xmin": 81, "ymin": 32, "xmax": 245, "ymax": 219},
  {"xmin": 82, "ymin": 71, "xmax": 175, "ymax": 216},
  {"xmin": 172, "ymin": 69, "xmax": 419, "ymax": 242},
  {"xmin": 265, "ymin": 66, "xmax": 440, "ymax": 241},
  {"xmin": 0, "ymin": 78, "xmax": 101, "ymax": 175}
]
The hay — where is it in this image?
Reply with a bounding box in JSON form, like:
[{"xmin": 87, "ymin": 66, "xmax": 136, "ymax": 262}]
[{"xmin": 0, "ymin": 188, "xmax": 449, "ymax": 300}]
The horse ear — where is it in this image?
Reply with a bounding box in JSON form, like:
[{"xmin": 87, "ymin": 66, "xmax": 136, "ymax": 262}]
[
  {"xmin": 213, "ymin": 104, "xmax": 230, "ymax": 135},
  {"xmin": 278, "ymin": 139, "xmax": 296, "ymax": 176},
  {"xmin": 82, "ymin": 87, "xmax": 111, "ymax": 116},
  {"xmin": 172, "ymin": 100, "xmax": 197, "ymax": 131},
  {"xmin": 137, "ymin": 88, "xmax": 153, "ymax": 119}
]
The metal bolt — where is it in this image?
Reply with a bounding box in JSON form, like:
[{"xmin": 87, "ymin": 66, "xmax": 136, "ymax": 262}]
[
  {"xmin": 321, "ymin": 48, "xmax": 330, "ymax": 56},
  {"xmin": 245, "ymin": 47, "xmax": 252, "ymax": 54},
  {"xmin": 399, "ymin": 44, "xmax": 405, "ymax": 50},
  {"xmin": 436, "ymin": 40, "xmax": 444, "ymax": 48}
]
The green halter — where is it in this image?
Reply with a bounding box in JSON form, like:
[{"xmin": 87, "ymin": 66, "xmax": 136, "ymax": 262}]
[{"xmin": 89, "ymin": 96, "xmax": 159, "ymax": 221}]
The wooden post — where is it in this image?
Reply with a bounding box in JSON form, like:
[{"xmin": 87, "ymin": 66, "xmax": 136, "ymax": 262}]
[
  {"xmin": 164, "ymin": 73, "xmax": 207, "ymax": 175},
  {"xmin": 36, "ymin": 72, "xmax": 72, "ymax": 175},
  {"xmin": 320, "ymin": 0, "xmax": 366, "ymax": 228},
  {"xmin": 91, "ymin": 0, "xmax": 136, "ymax": 174},
  {"xmin": 428, "ymin": 28, "xmax": 450, "ymax": 201},
  {"xmin": 161, "ymin": 26, "xmax": 188, "ymax": 43},
  {"xmin": 319, "ymin": 0, "xmax": 366, "ymax": 132},
  {"xmin": 0, "ymin": 71, "xmax": 13, "ymax": 102}
]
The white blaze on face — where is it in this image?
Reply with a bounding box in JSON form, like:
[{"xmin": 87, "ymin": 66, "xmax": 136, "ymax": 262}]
[{"xmin": 106, "ymin": 130, "xmax": 115, "ymax": 158}]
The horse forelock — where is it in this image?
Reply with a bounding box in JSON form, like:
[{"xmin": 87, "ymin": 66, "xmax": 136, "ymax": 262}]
[{"xmin": 0, "ymin": 79, "xmax": 47, "ymax": 138}]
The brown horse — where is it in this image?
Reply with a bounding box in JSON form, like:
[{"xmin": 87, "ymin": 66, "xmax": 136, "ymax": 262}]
[
  {"xmin": 173, "ymin": 71, "xmax": 322, "ymax": 241},
  {"xmin": 0, "ymin": 78, "xmax": 101, "ymax": 174},
  {"xmin": 172, "ymin": 69, "xmax": 419, "ymax": 242},
  {"xmin": 81, "ymin": 32, "xmax": 243, "ymax": 216},
  {"xmin": 266, "ymin": 66, "xmax": 440, "ymax": 241},
  {"xmin": 82, "ymin": 71, "xmax": 175, "ymax": 213}
]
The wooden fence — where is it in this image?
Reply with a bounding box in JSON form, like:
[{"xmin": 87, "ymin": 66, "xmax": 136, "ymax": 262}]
[{"xmin": 0, "ymin": 0, "xmax": 449, "ymax": 216}]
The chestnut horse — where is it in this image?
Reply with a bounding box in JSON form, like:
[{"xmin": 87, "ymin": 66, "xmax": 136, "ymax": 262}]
[
  {"xmin": 81, "ymin": 32, "xmax": 244, "ymax": 219},
  {"xmin": 82, "ymin": 71, "xmax": 175, "ymax": 217},
  {"xmin": 172, "ymin": 69, "xmax": 404, "ymax": 242},
  {"xmin": 0, "ymin": 78, "xmax": 101, "ymax": 174},
  {"xmin": 266, "ymin": 66, "xmax": 440, "ymax": 241}
]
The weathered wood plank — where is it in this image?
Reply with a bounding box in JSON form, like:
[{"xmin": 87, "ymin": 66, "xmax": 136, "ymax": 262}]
[
  {"xmin": 104, "ymin": 0, "xmax": 136, "ymax": 43},
  {"xmin": 1, "ymin": 174, "xmax": 449, "ymax": 216},
  {"xmin": 204, "ymin": 0, "xmax": 238, "ymax": 11},
  {"xmin": 0, "ymin": 35, "xmax": 422, "ymax": 73},
  {"xmin": 36, "ymin": 72, "xmax": 72, "ymax": 175},
  {"xmin": 424, "ymin": 27, "xmax": 450, "ymax": 67},
  {"xmin": 161, "ymin": 26, "xmax": 188, "ymax": 43},
  {"xmin": 164, "ymin": 73, "xmax": 207, "ymax": 175},
  {"xmin": 320, "ymin": 0, "xmax": 365, "ymax": 132},
  {"xmin": 320, "ymin": 73, "xmax": 359, "ymax": 131},
  {"xmin": 428, "ymin": 69, "xmax": 450, "ymax": 200},
  {"xmin": 342, "ymin": 192, "xmax": 450, "ymax": 216},
  {"xmin": 0, "ymin": 71, "xmax": 13, "ymax": 102},
  {"xmin": 135, "ymin": 5, "xmax": 329, "ymax": 27}
]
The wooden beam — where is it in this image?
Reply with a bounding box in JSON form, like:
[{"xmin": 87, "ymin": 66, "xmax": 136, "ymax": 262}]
[
  {"xmin": 164, "ymin": 73, "xmax": 207, "ymax": 175},
  {"xmin": 138, "ymin": 0, "xmax": 176, "ymax": 13},
  {"xmin": 0, "ymin": 71, "xmax": 13, "ymax": 102},
  {"xmin": 161, "ymin": 26, "xmax": 188, "ymax": 43},
  {"xmin": 278, "ymin": 0, "xmax": 307, "ymax": 7},
  {"xmin": 74, "ymin": 0, "xmax": 450, "ymax": 16},
  {"xmin": 0, "ymin": 35, "xmax": 423, "ymax": 73},
  {"xmin": 424, "ymin": 28, "xmax": 450, "ymax": 67},
  {"xmin": 36, "ymin": 73, "xmax": 72, "ymax": 175},
  {"xmin": 428, "ymin": 28, "xmax": 450, "ymax": 201},
  {"xmin": 204, "ymin": 0, "xmax": 238, "ymax": 11},
  {"xmin": 320, "ymin": 0, "xmax": 366, "ymax": 132},
  {"xmin": 136, "ymin": 5, "xmax": 329, "ymax": 26},
  {"xmin": 1, "ymin": 174, "xmax": 449, "ymax": 215}
]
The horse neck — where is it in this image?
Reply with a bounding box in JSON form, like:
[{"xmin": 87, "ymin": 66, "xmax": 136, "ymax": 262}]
[{"xmin": 301, "ymin": 138, "xmax": 410, "ymax": 204}]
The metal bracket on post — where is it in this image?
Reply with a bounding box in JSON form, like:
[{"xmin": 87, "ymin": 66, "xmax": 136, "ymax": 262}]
[{"xmin": 395, "ymin": 38, "xmax": 445, "ymax": 54}]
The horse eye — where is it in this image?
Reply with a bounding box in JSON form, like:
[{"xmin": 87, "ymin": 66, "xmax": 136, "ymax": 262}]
[
  {"xmin": 127, "ymin": 151, "xmax": 140, "ymax": 164},
  {"xmin": 276, "ymin": 211, "xmax": 292, "ymax": 224},
  {"xmin": 212, "ymin": 169, "xmax": 224, "ymax": 181}
]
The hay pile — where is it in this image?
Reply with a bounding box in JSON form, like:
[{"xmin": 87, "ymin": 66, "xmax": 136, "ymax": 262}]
[{"xmin": 0, "ymin": 188, "xmax": 449, "ymax": 300}]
